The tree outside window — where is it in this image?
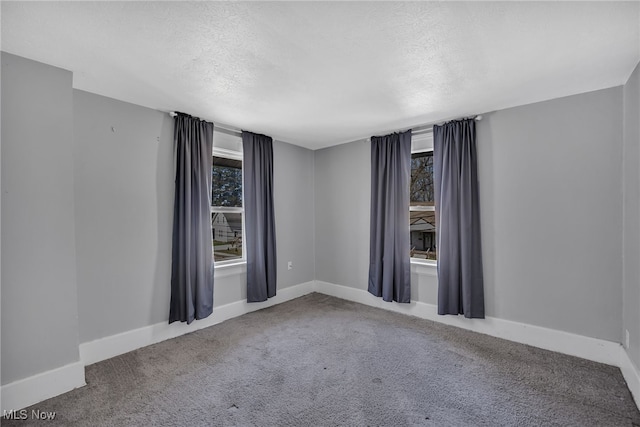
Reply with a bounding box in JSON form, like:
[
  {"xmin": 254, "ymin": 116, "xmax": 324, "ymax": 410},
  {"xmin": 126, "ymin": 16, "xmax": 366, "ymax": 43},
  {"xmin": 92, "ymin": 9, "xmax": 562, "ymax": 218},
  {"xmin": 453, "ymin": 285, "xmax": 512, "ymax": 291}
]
[
  {"xmin": 410, "ymin": 151, "xmax": 436, "ymax": 261},
  {"xmin": 211, "ymin": 154, "xmax": 244, "ymax": 263}
]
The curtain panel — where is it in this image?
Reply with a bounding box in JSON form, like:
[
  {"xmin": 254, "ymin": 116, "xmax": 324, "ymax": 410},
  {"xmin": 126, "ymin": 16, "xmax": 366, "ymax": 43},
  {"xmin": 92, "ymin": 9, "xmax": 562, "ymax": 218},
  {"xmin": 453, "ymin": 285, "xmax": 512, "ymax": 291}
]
[
  {"xmin": 368, "ymin": 130, "xmax": 412, "ymax": 303},
  {"xmin": 243, "ymin": 131, "xmax": 277, "ymax": 302},
  {"xmin": 169, "ymin": 113, "xmax": 215, "ymax": 324},
  {"xmin": 433, "ymin": 118, "xmax": 485, "ymax": 318}
]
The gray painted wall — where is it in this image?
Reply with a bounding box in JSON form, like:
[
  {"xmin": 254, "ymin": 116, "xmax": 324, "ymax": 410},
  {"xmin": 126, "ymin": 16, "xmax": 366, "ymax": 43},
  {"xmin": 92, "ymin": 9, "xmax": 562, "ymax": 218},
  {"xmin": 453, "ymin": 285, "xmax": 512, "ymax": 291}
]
[
  {"xmin": 74, "ymin": 90, "xmax": 316, "ymax": 343},
  {"xmin": 315, "ymin": 86, "xmax": 624, "ymax": 342},
  {"xmin": 0, "ymin": 51, "xmax": 2, "ymax": 393},
  {"xmin": 1, "ymin": 53, "xmax": 81, "ymax": 384},
  {"xmin": 314, "ymin": 140, "xmax": 370, "ymax": 289},
  {"xmin": 477, "ymin": 87, "xmax": 623, "ymax": 342},
  {"xmin": 273, "ymin": 140, "xmax": 316, "ymax": 288},
  {"xmin": 623, "ymin": 61, "xmax": 640, "ymax": 368},
  {"xmin": 73, "ymin": 90, "xmax": 174, "ymax": 343}
]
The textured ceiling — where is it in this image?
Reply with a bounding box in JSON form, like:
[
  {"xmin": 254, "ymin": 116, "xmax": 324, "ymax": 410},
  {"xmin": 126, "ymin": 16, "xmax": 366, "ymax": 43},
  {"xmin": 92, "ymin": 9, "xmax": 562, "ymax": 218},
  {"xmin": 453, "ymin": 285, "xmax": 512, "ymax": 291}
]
[{"xmin": 2, "ymin": 2, "xmax": 639, "ymax": 150}]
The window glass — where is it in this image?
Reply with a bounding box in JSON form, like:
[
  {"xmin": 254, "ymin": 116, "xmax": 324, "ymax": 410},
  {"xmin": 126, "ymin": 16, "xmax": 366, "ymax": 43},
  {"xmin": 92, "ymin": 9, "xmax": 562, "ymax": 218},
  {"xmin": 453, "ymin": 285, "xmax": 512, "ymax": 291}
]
[
  {"xmin": 211, "ymin": 212, "xmax": 243, "ymax": 262},
  {"xmin": 410, "ymin": 151, "xmax": 434, "ymax": 207},
  {"xmin": 410, "ymin": 150, "xmax": 436, "ymax": 261},
  {"xmin": 211, "ymin": 153, "xmax": 243, "ymax": 264},
  {"xmin": 410, "ymin": 210, "xmax": 436, "ymax": 260},
  {"xmin": 212, "ymin": 156, "xmax": 242, "ymax": 207}
]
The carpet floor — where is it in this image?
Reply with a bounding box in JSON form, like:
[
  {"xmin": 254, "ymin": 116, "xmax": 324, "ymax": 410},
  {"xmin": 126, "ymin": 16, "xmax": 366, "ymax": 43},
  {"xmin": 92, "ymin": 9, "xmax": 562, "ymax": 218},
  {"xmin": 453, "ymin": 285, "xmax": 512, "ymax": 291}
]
[{"xmin": 4, "ymin": 293, "xmax": 640, "ymax": 426}]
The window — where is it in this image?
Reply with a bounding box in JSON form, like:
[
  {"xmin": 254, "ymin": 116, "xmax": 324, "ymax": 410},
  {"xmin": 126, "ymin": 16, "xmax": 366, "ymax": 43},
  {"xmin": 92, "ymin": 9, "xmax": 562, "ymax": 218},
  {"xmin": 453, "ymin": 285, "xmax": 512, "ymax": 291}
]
[
  {"xmin": 211, "ymin": 150, "xmax": 244, "ymax": 264},
  {"xmin": 410, "ymin": 150, "xmax": 436, "ymax": 261}
]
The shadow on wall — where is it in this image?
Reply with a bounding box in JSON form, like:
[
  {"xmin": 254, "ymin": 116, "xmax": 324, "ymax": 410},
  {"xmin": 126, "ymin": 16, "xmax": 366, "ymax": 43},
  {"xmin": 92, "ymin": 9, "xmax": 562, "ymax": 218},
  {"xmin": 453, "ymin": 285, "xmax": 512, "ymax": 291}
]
[
  {"xmin": 150, "ymin": 114, "xmax": 175, "ymax": 326},
  {"xmin": 476, "ymin": 114, "xmax": 497, "ymax": 317}
]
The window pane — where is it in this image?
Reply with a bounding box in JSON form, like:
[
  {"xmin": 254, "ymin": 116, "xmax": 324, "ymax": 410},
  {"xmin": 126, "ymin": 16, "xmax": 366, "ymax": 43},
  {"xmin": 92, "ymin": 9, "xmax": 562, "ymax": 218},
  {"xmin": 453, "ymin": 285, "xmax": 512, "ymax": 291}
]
[
  {"xmin": 411, "ymin": 152, "xmax": 434, "ymax": 207},
  {"xmin": 410, "ymin": 210, "xmax": 436, "ymax": 260},
  {"xmin": 211, "ymin": 212, "xmax": 243, "ymax": 262},
  {"xmin": 212, "ymin": 156, "xmax": 242, "ymax": 207}
]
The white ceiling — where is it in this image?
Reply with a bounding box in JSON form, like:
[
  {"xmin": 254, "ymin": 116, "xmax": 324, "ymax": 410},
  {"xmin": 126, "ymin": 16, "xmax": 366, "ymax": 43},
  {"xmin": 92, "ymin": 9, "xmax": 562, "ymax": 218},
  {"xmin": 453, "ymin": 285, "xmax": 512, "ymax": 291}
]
[{"xmin": 2, "ymin": 2, "xmax": 639, "ymax": 150}]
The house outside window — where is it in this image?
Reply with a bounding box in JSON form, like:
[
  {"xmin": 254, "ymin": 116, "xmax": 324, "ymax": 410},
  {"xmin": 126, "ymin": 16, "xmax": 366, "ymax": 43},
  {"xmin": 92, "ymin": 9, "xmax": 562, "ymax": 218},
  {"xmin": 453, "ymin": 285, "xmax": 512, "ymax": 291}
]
[
  {"xmin": 410, "ymin": 149, "xmax": 436, "ymax": 261},
  {"xmin": 211, "ymin": 150, "xmax": 244, "ymax": 264}
]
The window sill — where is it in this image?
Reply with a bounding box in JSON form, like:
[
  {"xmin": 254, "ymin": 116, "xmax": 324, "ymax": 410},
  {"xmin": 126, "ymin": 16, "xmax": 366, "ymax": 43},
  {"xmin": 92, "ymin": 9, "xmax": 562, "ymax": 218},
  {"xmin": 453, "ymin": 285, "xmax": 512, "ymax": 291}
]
[
  {"xmin": 410, "ymin": 259, "xmax": 437, "ymax": 276},
  {"xmin": 214, "ymin": 261, "xmax": 246, "ymax": 278}
]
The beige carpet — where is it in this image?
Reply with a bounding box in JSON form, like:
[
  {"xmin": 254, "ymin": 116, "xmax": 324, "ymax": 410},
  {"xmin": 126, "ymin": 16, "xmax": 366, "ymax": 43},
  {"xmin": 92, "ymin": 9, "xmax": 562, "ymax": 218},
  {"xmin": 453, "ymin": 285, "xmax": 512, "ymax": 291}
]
[{"xmin": 4, "ymin": 293, "xmax": 639, "ymax": 426}]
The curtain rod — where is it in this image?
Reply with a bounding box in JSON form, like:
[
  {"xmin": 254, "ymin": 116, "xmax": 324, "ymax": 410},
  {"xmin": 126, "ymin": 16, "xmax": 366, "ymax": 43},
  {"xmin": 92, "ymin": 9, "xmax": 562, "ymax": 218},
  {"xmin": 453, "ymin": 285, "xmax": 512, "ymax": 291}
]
[
  {"xmin": 168, "ymin": 111, "xmax": 242, "ymax": 137},
  {"xmin": 406, "ymin": 115, "xmax": 483, "ymax": 136},
  {"xmin": 168, "ymin": 110, "xmax": 482, "ymax": 142},
  {"xmin": 353, "ymin": 114, "xmax": 482, "ymax": 143}
]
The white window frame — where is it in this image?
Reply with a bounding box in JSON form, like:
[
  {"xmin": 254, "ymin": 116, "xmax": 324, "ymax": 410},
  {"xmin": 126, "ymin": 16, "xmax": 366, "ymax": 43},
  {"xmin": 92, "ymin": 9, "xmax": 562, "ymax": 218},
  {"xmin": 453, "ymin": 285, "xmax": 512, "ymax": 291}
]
[
  {"xmin": 211, "ymin": 146, "xmax": 246, "ymax": 268},
  {"xmin": 410, "ymin": 134, "xmax": 437, "ymax": 266}
]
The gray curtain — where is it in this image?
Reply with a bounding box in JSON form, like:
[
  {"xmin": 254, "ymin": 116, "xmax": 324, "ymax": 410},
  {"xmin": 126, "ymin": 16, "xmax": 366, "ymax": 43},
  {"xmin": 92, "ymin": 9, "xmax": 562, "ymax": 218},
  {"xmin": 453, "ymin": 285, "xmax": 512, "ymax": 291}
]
[
  {"xmin": 368, "ymin": 130, "xmax": 412, "ymax": 303},
  {"xmin": 433, "ymin": 119, "xmax": 485, "ymax": 318},
  {"xmin": 169, "ymin": 113, "xmax": 215, "ymax": 324},
  {"xmin": 243, "ymin": 131, "xmax": 277, "ymax": 302}
]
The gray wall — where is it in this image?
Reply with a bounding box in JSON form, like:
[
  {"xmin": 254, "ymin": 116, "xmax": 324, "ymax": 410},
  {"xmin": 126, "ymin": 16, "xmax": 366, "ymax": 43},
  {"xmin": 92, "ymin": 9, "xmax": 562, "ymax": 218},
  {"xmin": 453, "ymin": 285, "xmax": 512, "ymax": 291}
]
[
  {"xmin": 623, "ymin": 61, "xmax": 640, "ymax": 368},
  {"xmin": 73, "ymin": 90, "xmax": 174, "ymax": 343},
  {"xmin": 273, "ymin": 140, "xmax": 316, "ymax": 288},
  {"xmin": 315, "ymin": 86, "xmax": 624, "ymax": 342},
  {"xmin": 74, "ymin": 90, "xmax": 316, "ymax": 343},
  {"xmin": 1, "ymin": 53, "xmax": 81, "ymax": 384},
  {"xmin": 314, "ymin": 140, "xmax": 370, "ymax": 289},
  {"xmin": 477, "ymin": 87, "xmax": 623, "ymax": 342}
]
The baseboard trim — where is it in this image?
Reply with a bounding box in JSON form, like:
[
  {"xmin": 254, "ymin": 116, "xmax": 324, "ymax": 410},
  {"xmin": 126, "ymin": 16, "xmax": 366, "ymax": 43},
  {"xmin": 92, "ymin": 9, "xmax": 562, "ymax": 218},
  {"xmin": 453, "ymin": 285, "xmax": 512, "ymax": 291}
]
[
  {"xmin": 1, "ymin": 361, "xmax": 85, "ymax": 414},
  {"xmin": 619, "ymin": 347, "xmax": 640, "ymax": 409},
  {"xmin": 80, "ymin": 281, "xmax": 316, "ymax": 366},
  {"xmin": 314, "ymin": 280, "xmax": 621, "ymax": 367}
]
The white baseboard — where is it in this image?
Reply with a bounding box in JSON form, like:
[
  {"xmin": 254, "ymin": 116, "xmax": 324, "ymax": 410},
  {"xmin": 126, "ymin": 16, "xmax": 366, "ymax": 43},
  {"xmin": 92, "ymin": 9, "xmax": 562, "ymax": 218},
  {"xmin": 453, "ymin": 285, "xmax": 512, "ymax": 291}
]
[
  {"xmin": 80, "ymin": 281, "xmax": 316, "ymax": 366},
  {"xmin": 314, "ymin": 280, "xmax": 621, "ymax": 366},
  {"xmin": 1, "ymin": 361, "xmax": 85, "ymax": 414},
  {"xmin": 619, "ymin": 347, "xmax": 640, "ymax": 409}
]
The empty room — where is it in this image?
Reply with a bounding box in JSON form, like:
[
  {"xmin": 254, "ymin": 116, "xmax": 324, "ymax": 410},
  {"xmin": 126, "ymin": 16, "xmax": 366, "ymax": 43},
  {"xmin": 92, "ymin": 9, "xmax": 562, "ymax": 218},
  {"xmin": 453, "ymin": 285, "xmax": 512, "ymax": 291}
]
[{"xmin": 1, "ymin": 1, "xmax": 640, "ymax": 425}]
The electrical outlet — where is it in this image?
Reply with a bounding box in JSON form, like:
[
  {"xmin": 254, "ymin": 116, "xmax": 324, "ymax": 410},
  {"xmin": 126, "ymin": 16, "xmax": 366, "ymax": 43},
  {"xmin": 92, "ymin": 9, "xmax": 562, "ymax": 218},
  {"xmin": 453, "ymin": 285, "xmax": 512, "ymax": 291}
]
[
  {"xmin": 287, "ymin": 261, "xmax": 293, "ymax": 271},
  {"xmin": 625, "ymin": 329, "xmax": 630, "ymax": 349}
]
